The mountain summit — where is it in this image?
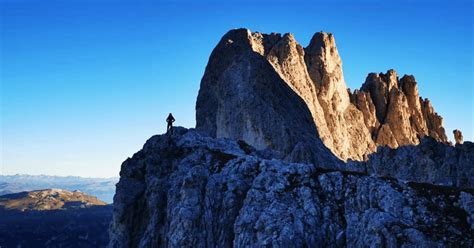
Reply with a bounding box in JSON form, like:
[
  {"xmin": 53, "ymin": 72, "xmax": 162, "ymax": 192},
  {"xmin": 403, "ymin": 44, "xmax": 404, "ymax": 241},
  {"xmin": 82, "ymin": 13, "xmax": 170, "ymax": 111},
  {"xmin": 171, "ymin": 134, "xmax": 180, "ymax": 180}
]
[
  {"xmin": 108, "ymin": 29, "xmax": 473, "ymax": 247},
  {"xmin": 196, "ymin": 29, "xmax": 448, "ymax": 161}
]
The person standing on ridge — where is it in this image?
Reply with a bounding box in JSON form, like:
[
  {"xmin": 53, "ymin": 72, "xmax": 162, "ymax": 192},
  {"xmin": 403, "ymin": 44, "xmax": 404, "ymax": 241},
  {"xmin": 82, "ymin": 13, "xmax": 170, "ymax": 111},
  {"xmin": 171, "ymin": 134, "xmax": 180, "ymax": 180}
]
[{"xmin": 166, "ymin": 113, "xmax": 175, "ymax": 134}]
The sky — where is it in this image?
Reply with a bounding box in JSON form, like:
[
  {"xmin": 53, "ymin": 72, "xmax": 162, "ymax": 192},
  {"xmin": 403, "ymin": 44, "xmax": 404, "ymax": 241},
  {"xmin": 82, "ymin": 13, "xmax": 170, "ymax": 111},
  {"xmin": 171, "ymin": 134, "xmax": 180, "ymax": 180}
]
[{"xmin": 1, "ymin": 0, "xmax": 472, "ymax": 178}]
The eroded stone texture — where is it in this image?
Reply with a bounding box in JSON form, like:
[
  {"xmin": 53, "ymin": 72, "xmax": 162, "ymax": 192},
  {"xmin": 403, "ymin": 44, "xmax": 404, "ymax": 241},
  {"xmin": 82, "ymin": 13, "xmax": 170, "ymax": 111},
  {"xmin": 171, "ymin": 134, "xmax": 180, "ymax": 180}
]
[
  {"xmin": 365, "ymin": 137, "xmax": 474, "ymax": 188},
  {"xmin": 358, "ymin": 72, "xmax": 448, "ymax": 149},
  {"xmin": 196, "ymin": 29, "xmax": 449, "ymax": 162},
  {"xmin": 108, "ymin": 128, "xmax": 473, "ymax": 247},
  {"xmin": 195, "ymin": 29, "xmax": 340, "ymax": 167},
  {"xmin": 304, "ymin": 32, "xmax": 375, "ymax": 161}
]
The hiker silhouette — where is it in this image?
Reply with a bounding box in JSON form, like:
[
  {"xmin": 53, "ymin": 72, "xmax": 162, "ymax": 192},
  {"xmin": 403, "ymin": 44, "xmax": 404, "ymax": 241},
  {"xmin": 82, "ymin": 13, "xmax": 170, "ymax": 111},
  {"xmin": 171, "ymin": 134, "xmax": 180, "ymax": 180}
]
[{"xmin": 166, "ymin": 113, "xmax": 175, "ymax": 133}]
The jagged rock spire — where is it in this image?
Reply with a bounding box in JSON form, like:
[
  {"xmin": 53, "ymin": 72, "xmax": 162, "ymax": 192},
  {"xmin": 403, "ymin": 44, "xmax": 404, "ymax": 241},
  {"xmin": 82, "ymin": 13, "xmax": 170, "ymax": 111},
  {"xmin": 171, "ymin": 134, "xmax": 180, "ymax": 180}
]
[
  {"xmin": 196, "ymin": 28, "xmax": 449, "ymax": 162},
  {"xmin": 196, "ymin": 28, "xmax": 341, "ymax": 167},
  {"xmin": 305, "ymin": 32, "xmax": 350, "ymax": 111}
]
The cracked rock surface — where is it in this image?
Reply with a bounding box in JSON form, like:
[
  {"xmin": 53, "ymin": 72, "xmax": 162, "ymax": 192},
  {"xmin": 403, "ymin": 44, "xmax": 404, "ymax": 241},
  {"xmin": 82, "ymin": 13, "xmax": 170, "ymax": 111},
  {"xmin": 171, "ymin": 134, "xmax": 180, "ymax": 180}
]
[
  {"xmin": 196, "ymin": 29, "xmax": 449, "ymax": 162},
  {"xmin": 108, "ymin": 128, "xmax": 473, "ymax": 247}
]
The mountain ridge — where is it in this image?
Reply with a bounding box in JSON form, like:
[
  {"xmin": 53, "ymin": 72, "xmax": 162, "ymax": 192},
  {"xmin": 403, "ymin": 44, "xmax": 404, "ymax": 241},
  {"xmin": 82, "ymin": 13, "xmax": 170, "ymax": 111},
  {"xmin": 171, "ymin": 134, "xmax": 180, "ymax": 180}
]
[
  {"xmin": 108, "ymin": 127, "xmax": 474, "ymax": 247},
  {"xmin": 0, "ymin": 174, "xmax": 118, "ymax": 203},
  {"xmin": 197, "ymin": 28, "xmax": 450, "ymax": 162},
  {"xmin": 108, "ymin": 29, "xmax": 473, "ymax": 247},
  {"xmin": 0, "ymin": 188, "xmax": 107, "ymax": 211}
]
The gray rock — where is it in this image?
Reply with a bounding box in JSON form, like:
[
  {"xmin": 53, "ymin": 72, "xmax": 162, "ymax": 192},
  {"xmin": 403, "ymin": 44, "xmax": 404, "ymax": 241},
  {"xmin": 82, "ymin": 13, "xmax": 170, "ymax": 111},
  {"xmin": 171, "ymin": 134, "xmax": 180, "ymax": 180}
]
[
  {"xmin": 195, "ymin": 28, "xmax": 340, "ymax": 168},
  {"xmin": 108, "ymin": 29, "xmax": 471, "ymax": 247},
  {"xmin": 108, "ymin": 129, "xmax": 473, "ymax": 247},
  {"xmin": 365, "ymin": 137, "xmax": 474, "ymax": 188}
]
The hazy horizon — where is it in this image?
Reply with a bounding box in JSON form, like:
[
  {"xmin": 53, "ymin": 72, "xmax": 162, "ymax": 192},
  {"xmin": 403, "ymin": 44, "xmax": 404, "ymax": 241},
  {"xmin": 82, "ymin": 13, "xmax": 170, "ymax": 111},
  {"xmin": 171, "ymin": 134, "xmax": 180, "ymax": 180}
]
[
  {"xmin": 1, "ymin": 0, "xmax": 473, "ymax": 177},
  {"xmin": 0, "ymin": 173, "xmax": 118, "ymax": 179}
]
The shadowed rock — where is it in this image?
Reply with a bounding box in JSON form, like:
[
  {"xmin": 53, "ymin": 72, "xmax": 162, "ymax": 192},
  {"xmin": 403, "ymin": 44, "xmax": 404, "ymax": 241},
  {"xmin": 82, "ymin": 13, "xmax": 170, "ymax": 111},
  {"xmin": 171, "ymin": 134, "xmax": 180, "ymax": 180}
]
[
  {"xmin": 364, "ymin": 137, "xmax": 474, "ymax": 188},
  {"xmin": 108, "ymin": 128, "xmax": 473, "ymax": 247}
]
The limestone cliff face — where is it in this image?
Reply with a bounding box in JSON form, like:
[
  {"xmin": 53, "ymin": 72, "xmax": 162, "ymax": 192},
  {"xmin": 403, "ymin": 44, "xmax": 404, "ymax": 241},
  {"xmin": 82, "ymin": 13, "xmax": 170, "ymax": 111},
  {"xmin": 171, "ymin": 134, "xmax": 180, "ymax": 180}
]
[
  {"xmin": 108, "ymin": 29, "xmax": 471, "ymax": 248},
  {"xmin": 304, "ymin": 32, "xmax": 375, "ymax": 160},
  {"xmin": 195, "ymin": 29, "xmax": 341, "ymax": 167},
  {"xmin": 196, "ymin": 29, "xmax": 449, "ymax": 161},
  {"xmin": 108, "ymin": 128, "xmax": 474, "ymax": 247},
  {"xmin": 358, "ymin": 71, "xmax": 448, "ymax": 149}
]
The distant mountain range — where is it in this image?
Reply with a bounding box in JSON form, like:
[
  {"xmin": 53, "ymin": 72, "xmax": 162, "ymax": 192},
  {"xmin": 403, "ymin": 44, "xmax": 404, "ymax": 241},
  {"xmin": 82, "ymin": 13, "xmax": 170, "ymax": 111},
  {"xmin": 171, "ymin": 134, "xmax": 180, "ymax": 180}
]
[
  {"xmin": 0, "ymin": 189, "xmax": 107, "ymax": 211},
  {"xmin": 0, "ymin": 174, "xmax": 118, "ymax": 203},
  {"xmin": 0, "ymin": 189, "xmax": 112, "ymax": 247}
]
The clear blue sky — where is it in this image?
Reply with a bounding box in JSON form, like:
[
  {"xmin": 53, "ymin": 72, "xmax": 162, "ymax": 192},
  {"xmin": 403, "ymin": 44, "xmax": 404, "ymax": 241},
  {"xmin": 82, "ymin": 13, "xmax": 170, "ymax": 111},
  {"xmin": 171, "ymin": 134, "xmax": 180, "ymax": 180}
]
[{"xmin": 1, "ymin": 0, "xmax": 472, "ymax": 177}]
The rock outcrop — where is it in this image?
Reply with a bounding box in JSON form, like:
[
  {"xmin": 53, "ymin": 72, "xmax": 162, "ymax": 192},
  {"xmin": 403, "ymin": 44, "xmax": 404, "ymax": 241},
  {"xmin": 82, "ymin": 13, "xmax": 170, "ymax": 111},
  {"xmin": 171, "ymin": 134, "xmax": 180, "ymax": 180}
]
[
  {"xmin": 363, "ymin": 137, "xmax": 474, "ymax": 189},
  {"xmin": 196, "ymin": 29, "xmax": 449, "ymax": 161},
  {"xmin": 356, "ymin": 72, "xmax": 448, "ymax": 149},
  {"xmin": 108, "ymin": 128, "xmax": 473, "ymax": 247},
  {"xmin": 454, "ymin": 129, "xmax": 464, "ymax": 145},
  {"xmin": 109, "ymin": 29, "xmax": 470, "ymax": 248},
  {"xmin": 195, "ymin": 29, "xmax": 341, "ymax": 168},
  {"xmin": 304, "ymin": 32, "xmax": 375, "ymax": 161}
]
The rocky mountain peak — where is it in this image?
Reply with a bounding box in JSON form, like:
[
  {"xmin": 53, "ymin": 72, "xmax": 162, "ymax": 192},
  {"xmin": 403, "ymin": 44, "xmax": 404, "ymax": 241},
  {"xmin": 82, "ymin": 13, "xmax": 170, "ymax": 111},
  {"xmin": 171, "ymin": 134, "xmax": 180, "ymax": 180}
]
[
  {"xmin": 196, "ymin": 29, "xmax": 341, "ymax": 167},
  {"xmin": 358, "ymin": 70, "xmax": 449, "ymax": 148},
  {"xmin": 305, "ymin": 31, "xmax": 349, "ymax": 111},
  {"xmin": 197, "ymin": 28, "xmax": 449, "ymax": 162},
  {"xmin": 108, "ymin": 28, "xmax": 471, "ymax": 247}
]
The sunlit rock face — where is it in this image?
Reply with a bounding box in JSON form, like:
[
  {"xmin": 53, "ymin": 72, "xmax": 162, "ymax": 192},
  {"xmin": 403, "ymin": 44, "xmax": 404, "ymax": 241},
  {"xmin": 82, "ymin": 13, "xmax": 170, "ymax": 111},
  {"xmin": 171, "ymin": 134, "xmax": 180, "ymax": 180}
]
[
  {"xmin": 196, "ymin": 28, "xmax": 448, "ymax": 162},
  {"xmin": 304, "ymin": 32, "xmax": 375, "ymax": 161},
  {"xmin": 358, "ymin": 72, "xmax": 448, "ymax": 149},
  {"xmin": 195, "ymin": 29, "xmax": 341, "ymax": 168},
  {"xmin": 108, "ymin": 128, "xmax": 474, "ymax": 247}
]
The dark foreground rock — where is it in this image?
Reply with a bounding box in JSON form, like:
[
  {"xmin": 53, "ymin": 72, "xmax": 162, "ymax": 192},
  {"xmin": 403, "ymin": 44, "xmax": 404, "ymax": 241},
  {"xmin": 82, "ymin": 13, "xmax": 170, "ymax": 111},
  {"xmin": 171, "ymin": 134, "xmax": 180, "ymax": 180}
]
[
  {"xmin": 0, "ymin": 189, "xmax": 112, "ymax": 247},
  {"xmin": 363, "ymin": 137, "xmax": 474, "ymax": 189},
  {"xmin": 108, "ymin": 128, "xmax": 473, "ymax": 247}
]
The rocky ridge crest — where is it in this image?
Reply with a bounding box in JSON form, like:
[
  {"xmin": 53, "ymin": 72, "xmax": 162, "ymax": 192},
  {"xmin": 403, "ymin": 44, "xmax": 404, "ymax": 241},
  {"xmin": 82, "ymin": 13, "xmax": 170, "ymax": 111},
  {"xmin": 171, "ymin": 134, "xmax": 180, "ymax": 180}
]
[
  {"xmin": 107, "ymin": 29, "xmax": 472, "ymax": 247},
  {"xmin": 108, "ymin": 128, "xmax": 473, "ymax": 247}
]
